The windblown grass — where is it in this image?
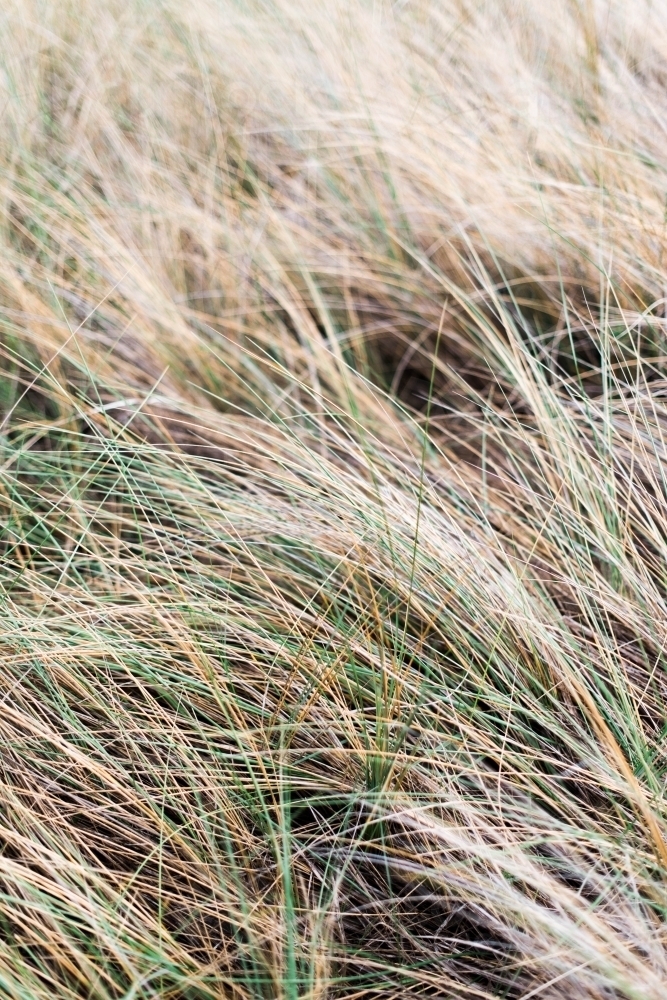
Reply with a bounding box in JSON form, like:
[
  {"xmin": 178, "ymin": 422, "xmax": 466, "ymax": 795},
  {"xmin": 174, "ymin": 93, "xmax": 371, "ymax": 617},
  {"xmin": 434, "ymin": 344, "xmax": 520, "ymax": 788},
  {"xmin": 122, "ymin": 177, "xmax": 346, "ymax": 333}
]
[{"xmin": 1, "ymin": 1, "xmax": 667, "ymax": 997}]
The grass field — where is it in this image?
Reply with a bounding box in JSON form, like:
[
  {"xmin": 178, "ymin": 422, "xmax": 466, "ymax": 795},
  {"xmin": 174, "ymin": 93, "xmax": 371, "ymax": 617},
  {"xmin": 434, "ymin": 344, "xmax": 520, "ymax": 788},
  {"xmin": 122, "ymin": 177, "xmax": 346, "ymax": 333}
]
[{"xmin": 2, "ymin": 1, "xmax": 667, "ymax": 997}]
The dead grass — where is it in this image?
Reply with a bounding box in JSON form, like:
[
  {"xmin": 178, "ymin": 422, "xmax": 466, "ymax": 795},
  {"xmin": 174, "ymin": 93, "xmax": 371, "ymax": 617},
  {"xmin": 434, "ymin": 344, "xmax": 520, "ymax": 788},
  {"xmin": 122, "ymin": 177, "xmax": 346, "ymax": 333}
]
[{"xmin": 1, "ymin": 1, "xmax": 667, "ymax": 997}]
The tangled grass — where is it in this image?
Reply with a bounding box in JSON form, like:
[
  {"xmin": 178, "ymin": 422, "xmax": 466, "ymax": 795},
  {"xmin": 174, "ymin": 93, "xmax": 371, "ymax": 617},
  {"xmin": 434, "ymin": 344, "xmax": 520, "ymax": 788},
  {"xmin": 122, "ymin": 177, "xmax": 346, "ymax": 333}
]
[{"xmin": 2, "ymin": 1, "xmax": 667, "ymax": 997}]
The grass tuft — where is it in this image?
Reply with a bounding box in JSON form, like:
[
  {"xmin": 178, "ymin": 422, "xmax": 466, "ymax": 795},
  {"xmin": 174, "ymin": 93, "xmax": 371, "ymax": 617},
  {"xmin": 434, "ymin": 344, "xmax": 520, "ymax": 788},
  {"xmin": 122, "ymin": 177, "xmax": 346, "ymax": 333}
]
[{"xmin": 2, "ymin": 1, "xmax": 667, "ymax": 997}]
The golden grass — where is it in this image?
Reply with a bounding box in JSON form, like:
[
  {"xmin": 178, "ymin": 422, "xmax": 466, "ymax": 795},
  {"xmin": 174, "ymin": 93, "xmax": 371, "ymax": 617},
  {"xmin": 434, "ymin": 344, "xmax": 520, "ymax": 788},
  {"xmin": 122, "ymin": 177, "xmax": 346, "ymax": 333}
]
[{"xmin": 1, "ymin": 1, "xmax": 667, "ymax": 997}]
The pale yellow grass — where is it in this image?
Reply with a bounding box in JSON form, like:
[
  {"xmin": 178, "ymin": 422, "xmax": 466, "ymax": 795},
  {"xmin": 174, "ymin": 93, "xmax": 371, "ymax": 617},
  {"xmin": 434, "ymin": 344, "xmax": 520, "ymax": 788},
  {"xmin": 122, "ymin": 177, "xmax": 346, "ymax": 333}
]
[{"xmin": 0, "ymin": 2, "xmax": 666, "ymax": 999}]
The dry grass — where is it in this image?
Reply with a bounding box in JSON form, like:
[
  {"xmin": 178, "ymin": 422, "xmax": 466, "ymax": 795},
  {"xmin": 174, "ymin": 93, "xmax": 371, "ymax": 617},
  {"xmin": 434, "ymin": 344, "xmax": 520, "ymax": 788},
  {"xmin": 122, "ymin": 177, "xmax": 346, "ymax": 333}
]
[{"xmin": 1, "ymin": 1, "xmax": 667, "ymax": 997}]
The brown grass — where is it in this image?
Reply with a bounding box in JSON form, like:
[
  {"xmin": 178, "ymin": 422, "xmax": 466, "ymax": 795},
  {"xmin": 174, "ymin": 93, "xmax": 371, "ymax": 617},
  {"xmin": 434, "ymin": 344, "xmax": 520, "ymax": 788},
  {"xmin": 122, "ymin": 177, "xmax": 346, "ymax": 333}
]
[{"xmin": 1, "ymin": 1, "xmax": 667, "ymax": 997}]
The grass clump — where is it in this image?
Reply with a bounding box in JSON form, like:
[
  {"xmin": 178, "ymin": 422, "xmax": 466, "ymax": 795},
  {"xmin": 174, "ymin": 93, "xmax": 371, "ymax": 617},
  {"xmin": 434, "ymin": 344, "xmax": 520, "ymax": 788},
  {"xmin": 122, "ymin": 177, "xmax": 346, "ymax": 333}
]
[{"xmin": 1, "ymin": 1, "xmax": 667, "ymax": 997}]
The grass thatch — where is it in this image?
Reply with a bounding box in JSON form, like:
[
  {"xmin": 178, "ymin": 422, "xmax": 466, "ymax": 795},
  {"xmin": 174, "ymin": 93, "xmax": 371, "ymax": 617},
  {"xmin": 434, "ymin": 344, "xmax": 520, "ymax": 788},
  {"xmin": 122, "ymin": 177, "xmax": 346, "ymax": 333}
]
[{"xmin": 1, "ymin": 1, "xmax": 667, "ymax": 997}]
